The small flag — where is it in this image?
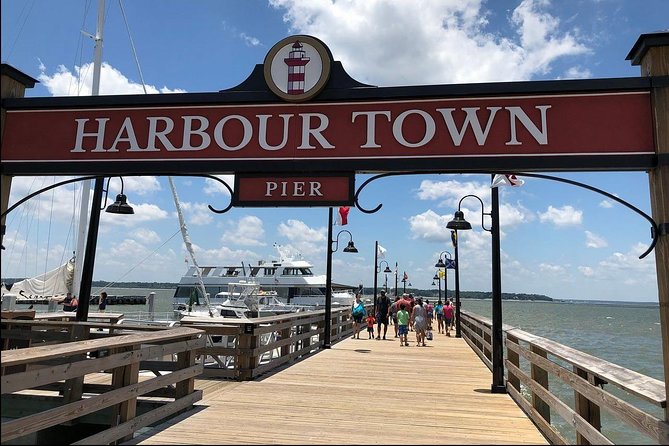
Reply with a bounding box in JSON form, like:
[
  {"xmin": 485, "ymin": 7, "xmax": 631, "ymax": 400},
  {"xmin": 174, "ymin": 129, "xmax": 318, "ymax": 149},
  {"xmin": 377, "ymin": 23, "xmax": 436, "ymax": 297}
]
[
  {"xmin": 451, "ymin": 230, "xmax": 457, "ymax": 248},
  {"xmin": 491, "ymin": 174, "xmax": 524, "ymax": 188},
  {"xmin": 445, "ymin": 259, "xmax": 456, "ymax": 269},
  {"xmin": 335, "ymin": 206, "xmax": 350, "ymax": 225},
  {"xmin": 377, "ymin": 244, "xmax": 387, "ymax": 259},
  {"xmin": 403, "ymin": 271, "xmax": 409, "ymax": 281}
]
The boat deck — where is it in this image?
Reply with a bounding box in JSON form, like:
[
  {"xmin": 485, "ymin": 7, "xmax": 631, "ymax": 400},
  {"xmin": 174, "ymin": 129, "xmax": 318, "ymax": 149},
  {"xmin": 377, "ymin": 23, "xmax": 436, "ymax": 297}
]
[{"xmin": 127, "ymin": 328, "xmax": 548, "ymax": 445}]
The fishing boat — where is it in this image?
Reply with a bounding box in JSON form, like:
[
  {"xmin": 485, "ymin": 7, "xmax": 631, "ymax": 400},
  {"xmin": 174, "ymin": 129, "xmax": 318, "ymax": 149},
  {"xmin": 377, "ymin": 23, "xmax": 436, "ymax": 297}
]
[{"xmin": 172, "ymin": 244, "xmax": 358, "ymax": 309}]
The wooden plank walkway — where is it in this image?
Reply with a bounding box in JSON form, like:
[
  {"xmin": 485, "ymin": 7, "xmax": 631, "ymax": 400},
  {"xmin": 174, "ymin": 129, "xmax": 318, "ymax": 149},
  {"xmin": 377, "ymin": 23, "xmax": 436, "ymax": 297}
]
[{"xmin": 127, "ymin": 329, "xmax": 548, "ymax": 445}]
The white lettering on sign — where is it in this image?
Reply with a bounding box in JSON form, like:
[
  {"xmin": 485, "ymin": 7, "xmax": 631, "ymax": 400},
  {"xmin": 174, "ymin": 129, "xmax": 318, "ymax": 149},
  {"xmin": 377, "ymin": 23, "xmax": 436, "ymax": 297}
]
[
  {"xmin": 264, "ymin": 181, "xmax": 324, "ymax": 197},
  {"xmin": 68, "ymin": 105, "xmax": 551, "ymax": 154}
]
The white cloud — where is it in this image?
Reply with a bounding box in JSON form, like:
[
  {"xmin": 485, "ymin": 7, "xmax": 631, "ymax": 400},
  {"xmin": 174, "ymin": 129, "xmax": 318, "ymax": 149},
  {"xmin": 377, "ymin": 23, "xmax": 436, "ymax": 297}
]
[
  {"xmin": 539, "ymin": 263, "xmax": 565, "ymax": 274},
  {"xmin": 269, "ymin": 0, "xmax": 589, "ymax": 85},
  {"xmin": 37, "ymin": 62, "xmax": 186, "ymax": 96},
  {"xmin": 221, "ymin": 215, "xmax": 266, "ymax": 247},
  {"xmin": 408, "ymin": 209, "xmax": 452, "ymax": 242},
  {"xmin": 585, "ymin": 230, "xmax": 607, "ymax": 248},
  {"xmin": 599, "ymin": 199, "xmax": 614, "ymax": 209},
  {"xmin": 130, "ymin": 228, "xmax": 161, "ymax": 245},
  {"xmin": 276, "ymin": 219, "xmax": 326, "ymax": 256},
  {"xmin": 538, "ymin": 205, "xmax": 582, "ymax": 226},
  {"xmin": 578, "ymin": 265, "xmax": 594, "ymax": 277}
]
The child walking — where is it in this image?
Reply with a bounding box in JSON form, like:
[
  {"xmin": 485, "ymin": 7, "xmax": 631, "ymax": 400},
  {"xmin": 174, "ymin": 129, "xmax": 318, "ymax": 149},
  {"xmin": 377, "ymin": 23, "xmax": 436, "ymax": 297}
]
[
  {"xmin": 365, "ymin": 313, "xmax": 376, "ymax": 339},
  {"xmin": 397, "ymin": 303, "xmax": 410, "ymax": 347}
]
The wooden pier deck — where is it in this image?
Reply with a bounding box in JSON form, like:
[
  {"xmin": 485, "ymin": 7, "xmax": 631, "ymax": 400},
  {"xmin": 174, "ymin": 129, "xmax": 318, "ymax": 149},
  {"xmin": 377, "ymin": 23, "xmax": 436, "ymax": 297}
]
[{"xmin": 128, "ymin": 329, "xmax": 548, "ymax": 445}]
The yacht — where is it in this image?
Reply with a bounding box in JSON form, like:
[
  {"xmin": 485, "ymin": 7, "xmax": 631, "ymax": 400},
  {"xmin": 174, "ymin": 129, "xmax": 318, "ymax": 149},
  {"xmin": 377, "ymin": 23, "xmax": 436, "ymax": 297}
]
[{"xmin": 173, "ymin": 244, "xmax": 358, "ymax": 309}]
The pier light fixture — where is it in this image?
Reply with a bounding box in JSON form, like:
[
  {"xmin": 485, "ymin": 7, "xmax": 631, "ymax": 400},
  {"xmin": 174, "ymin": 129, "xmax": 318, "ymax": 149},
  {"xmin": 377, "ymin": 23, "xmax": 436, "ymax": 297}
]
[
  {"xmin": 432, "ymin": 272, "xmax": 441, "ymax": 300},
  {"xmin": 434, "ymin": 250, "xmax": 454, "ymax": 301},
  {"xmin": 447, "ymin": 186, "xmax": 505, "ymax": 394},
  {"xmin": 104, "ymin": 177, "xmax": 134, "ymax": 214},
  {"xmin": 373, "ymin": 242, "xmax": 392, "ymax": 311},
  {"xmin": 324, "ymin": 208, "xmax": 358, "ymax": 348}
]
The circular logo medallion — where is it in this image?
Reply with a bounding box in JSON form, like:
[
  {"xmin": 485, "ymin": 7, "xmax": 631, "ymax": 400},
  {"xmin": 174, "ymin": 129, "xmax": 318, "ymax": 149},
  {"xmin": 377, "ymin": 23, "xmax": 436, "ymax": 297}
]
[{"xmin": 264, "ymin": 35, "xmax": 332, "ymax": 103}]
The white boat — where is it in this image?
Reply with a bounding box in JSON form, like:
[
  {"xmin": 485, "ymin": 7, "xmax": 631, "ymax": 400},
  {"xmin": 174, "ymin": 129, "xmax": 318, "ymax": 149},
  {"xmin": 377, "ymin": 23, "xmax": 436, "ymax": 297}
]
[
  {"xmin": 174, "ymin": 280, "xmax": 309, "ymax": 319},
  {"xmin": 172, "ymin": 244, "xmax": 359, "ymax": 309}
]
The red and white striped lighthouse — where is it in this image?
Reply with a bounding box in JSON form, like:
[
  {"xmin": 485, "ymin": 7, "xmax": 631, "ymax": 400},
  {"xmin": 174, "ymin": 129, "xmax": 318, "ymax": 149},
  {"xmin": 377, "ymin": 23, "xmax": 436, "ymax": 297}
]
[{"xmin": 283, "ymin": 41, "xmax": 311, "ymax": 95}]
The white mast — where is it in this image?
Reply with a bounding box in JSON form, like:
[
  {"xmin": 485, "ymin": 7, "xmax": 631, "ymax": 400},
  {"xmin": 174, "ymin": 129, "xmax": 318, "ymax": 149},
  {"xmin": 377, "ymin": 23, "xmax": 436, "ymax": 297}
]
[
  {"xmin": 73, "ymin": 0, "xmax": 105, "ymax": 297},
  {"xmin": 168, "ymin": 177, "xmax": 213, "ymax": 317}
]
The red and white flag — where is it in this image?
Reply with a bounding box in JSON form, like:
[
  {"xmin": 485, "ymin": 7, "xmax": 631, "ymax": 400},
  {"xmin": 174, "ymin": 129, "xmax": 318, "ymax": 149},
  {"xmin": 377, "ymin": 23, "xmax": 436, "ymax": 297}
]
[
  {"xmin": 491, "ymin": 174, "xmax": 524, "ymax": 188},
  {"xmin": 403, "ymin": 271, "xmax": 409, "ymax": 281},
  {"xmin": 335, "ymin": 206, "xmax": 350, "ymax": 225}
]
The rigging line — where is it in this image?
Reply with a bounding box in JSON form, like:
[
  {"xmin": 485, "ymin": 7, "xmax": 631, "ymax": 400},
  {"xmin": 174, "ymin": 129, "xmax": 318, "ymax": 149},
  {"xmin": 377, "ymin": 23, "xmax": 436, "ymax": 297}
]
[
  {"xmin": 42, "ymin": 179, "xmax": 57, "ymax": 288},
  {"xmin": 72, "ymin": 0, "xmax": 94, "ymax": 95},
  {"xmin": 96, "ymin": 227, "xmax": 184, "ymax": 292},
  {"xmin": 2, "ymin": 0, "xmax": 36, "ymax": 63},
  {"xmin": 118, "ymin": 0, "xmax": 148, "ymax": 94}
]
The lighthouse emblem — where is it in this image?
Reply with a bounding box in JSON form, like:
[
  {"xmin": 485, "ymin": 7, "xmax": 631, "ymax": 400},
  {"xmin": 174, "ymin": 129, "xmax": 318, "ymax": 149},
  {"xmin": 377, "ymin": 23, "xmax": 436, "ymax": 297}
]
[
  {"xmin": 264, "ymin": 35, "xmax": 332, "ymax": 102},
  {"xmin": 284, "ymin": 41, "xmax": 310, "ymax": 95}
]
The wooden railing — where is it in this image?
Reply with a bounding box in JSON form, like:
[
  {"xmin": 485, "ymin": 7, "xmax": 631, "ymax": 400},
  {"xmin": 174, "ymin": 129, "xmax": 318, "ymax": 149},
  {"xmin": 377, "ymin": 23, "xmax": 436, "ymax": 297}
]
[
  {"xmin": 178, "ymin": 303, "xmax": 365, "ymax": 380},
  {"xmin": 1, "ymin": 319, "xmax": 205, "ymax": 445},
  {"xmin": 460, "ymin": 311, "xmax": 668, "ymax": 445}
]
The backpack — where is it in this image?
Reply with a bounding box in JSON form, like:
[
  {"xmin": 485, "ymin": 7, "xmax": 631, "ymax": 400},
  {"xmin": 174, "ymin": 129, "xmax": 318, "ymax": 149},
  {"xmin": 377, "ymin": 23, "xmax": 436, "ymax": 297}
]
[{"xmin": 352, "ymin": 303, "xmax": 365, "ymax": 317}]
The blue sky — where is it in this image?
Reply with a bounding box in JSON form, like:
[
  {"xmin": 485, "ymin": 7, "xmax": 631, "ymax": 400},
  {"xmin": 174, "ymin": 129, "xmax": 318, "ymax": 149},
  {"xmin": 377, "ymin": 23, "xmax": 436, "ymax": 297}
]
[{"xmin": 1, "ymin": 0, "xmax": 666, "ymax": 302}]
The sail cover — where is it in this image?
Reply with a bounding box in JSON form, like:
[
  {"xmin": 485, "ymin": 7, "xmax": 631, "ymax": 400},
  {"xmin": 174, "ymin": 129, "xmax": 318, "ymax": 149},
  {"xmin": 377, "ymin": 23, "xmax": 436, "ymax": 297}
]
[{"xmin": 4, "ymin": 257, "xmax": 75, "ymax": 299}]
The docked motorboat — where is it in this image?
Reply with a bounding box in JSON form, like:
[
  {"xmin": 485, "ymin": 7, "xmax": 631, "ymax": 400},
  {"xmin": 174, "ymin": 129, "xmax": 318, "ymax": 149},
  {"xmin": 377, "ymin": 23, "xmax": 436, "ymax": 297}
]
[
  {"xmin": 172, "ymin": 244, "xmax": 357, "ymax": 309},
  {"xmin": 174, "ymin": 280, "xmax": 308, "ymax": 320}
]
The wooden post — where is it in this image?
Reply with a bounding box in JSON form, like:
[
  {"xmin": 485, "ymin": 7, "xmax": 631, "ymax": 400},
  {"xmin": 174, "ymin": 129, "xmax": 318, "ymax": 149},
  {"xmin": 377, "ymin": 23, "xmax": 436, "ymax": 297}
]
[
  {"xmin": 627, "ymin": 32, "xmax": 669, "ymax": 428},
  {"xmin": 506, "ymin": 332, "xmax": 521, "ymax": 392},
  {"xmin": 1, "ymin": 64, "xmax": 38, "ymax": 249},
  {"xmin": 530, "ymin": 345, "xmax": 551, "ymax": 424},
  {"xmin": 574, "ymin": 367, "xmax": 602, "ymax": 445}
]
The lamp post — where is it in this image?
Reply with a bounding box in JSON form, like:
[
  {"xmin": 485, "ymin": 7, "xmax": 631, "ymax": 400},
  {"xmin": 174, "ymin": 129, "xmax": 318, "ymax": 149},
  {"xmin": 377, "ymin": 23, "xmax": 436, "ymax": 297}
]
[
  {"xmin": 373, "ymin": 241, "xmax": 392, "ymax": 311},
  {"xmin": 451, "ymin": 230, "xmax": 462, "ymax": 338},
  {"xmin": 447, "ymin": 184, "xmax": 505, "ymax": 394},
  {"xmin": 324, "ymin": 207, "xmax": 358, "ymax": 349},
  {"xmin": 435, "ymin": 250, "xmax": 453, "ymax": 302},
  {"xmin": 394, "ymin": 262, "xmax": 398, "ymax": 297},
  {"xmin": 433, "ymin": 273, "xmax": 441, "ymax": 300}
]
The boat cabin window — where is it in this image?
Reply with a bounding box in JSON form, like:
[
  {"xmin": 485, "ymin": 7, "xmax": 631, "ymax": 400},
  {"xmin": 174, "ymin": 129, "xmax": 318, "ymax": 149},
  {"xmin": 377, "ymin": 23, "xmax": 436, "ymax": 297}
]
[
  {"xmin": 281, "ymin": 267, "xmax": 312, "ymax": 276},
  {"xmin": 223, "ymin": 267, "xmax": 239, "ymax": 277}
]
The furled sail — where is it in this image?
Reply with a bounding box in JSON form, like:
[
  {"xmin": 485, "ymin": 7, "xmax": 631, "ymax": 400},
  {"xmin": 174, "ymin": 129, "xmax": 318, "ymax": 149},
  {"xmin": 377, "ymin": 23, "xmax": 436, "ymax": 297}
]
[
  {"xmin": 168, "ymin": 177, "xmax": 213, "ymax": 317},
  {"xmin": 3, "ymin": 257, "xmax": 75, "ymax": 300}
]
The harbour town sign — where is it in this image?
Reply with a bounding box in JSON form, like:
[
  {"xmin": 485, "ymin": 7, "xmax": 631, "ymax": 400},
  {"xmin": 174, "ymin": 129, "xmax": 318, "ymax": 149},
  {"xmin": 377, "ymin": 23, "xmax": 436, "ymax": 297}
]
[{"xmin": 1, "ymin": 32, "xmax": 668, "ymax": 408}]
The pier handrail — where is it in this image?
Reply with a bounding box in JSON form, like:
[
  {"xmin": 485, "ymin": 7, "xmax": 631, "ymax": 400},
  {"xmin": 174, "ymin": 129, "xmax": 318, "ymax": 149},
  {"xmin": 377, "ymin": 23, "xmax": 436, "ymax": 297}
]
[
  {"xmin": 1, "ymin": 320, "xmax": 205, "ymax": 445},
  {"xmin": 459, "ymin": 311, "xmax": 668, "ymax": 445}
]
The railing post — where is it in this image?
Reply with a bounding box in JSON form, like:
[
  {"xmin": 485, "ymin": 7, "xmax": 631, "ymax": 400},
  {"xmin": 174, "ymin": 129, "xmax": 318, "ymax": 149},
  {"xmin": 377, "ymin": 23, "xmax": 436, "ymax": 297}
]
[
  {"xmin": 530, "ymin": 345, "xmax": 551, "ymax": 423},
  {"xmin": 574, "ymin": 366, "xmax": 602, "ymax": 445},
  {"xmin": 110, "ymin": 343, "xmax": 140, "ymax": 442},
  {"xmin": 506, "ymin": 333, "xmax": 521, "ymax": 392},
  {"xmin": 237, "ymin": 323, "xmax": 259, "ymax": 380}
]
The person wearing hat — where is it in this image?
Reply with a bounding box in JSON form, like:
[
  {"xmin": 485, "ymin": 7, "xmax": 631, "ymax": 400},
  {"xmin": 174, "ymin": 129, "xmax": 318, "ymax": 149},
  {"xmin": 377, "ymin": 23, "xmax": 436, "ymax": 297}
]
[{"xmin": 375, "ymin": 289, "xmax": 392, "ymax": 340}]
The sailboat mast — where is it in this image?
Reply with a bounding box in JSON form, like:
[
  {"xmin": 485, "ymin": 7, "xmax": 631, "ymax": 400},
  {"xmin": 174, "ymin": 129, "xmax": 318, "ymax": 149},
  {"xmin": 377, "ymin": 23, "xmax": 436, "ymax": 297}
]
[
  {"xmin": 73, "ymin": 0, "xmax": 105, "ymax": 298},
  {"xmin": 168, "ymin": 177, "xmax": 213, "ymax": 317}
]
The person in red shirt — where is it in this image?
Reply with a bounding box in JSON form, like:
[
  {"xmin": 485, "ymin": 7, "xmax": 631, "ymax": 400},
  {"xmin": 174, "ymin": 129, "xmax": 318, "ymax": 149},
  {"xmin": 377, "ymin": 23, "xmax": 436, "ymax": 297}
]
[{"xmin": 365, "ymin": 313, "xmax": 376, "ymax": 339}]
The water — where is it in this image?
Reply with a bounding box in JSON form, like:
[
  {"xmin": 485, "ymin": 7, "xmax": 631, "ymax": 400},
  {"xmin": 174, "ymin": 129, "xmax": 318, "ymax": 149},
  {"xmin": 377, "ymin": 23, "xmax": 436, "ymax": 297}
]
[
  {"xmin": 11, "ymin": 290, "xmax": 664, "ymax": 444},
  {"xmin": 459, "ymin": 298, "xmax": 664, "ymax": 444}
]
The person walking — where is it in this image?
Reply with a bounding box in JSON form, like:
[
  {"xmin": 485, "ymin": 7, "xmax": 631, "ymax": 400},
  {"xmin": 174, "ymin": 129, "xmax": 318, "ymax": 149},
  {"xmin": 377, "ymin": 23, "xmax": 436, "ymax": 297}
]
[
  {"xmin": 425, "ymin": 299, "xmax": 434, "ymax": 330},
  {"xmin": 376, "ymin": 290, "xmax": 392, "ymax": 340},
  {"xmin": 443, "ymin": 299, "xmax": 455, "ymax": 337},
  {"xmin": 365, "ymin": 312, "xmax": 376, "ymax": 339},
  {"xmin": 435, "ymin": 299, "xmax": 445, "ymax": 334},
  {"xmin": 397, "ymin": 303, "xmax": 410, "ymax": 347},
  {"xmin": 389, "ymin": 296, "xmax": 400, "ymax": 338},
  {"xmin": 411, "ymin": 297, "xmax": 428, "ymax": 346},
  {"xmin": 351, "ymin": 293, "xmax": 366, "ymax": 339}
]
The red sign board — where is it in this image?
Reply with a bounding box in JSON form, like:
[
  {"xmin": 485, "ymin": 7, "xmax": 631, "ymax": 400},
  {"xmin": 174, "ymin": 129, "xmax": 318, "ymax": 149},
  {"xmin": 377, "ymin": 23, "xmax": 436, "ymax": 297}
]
[
  {"xmin": 233, "ymin": 173, "xmax": 354, "ymax": 206},
  {"xmin": 1, "ymin": 92, "xmax": 654, "ymax": 165}
]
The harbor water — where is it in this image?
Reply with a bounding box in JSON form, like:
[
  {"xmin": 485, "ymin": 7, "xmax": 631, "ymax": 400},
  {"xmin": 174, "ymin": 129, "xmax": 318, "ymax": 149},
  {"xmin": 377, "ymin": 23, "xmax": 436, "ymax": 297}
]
[{"xmin": 12, "ymin": 289, "xmax": 664, "ymax": 444}]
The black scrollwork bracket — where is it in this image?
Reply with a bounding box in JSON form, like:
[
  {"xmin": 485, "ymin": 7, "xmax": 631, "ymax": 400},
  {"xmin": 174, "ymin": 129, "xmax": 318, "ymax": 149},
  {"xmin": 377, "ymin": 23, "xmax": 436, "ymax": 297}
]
[{"xmin": 354, "ymin": 170, "xmax": 659, "ymax": 259}]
